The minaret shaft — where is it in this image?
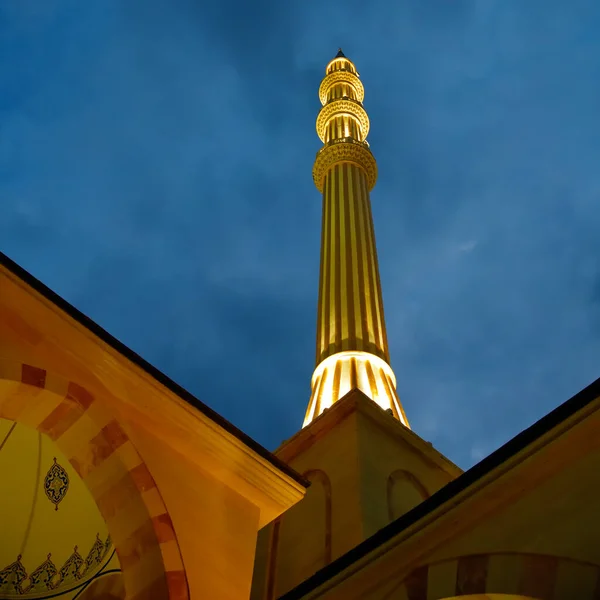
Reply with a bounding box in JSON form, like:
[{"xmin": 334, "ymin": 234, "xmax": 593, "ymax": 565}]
[
  {"xmin": 304, "ymin": 51, "xmax": 410, "ymax": 429},
  {"xmin": 315, "ymin": 163, "xmax": 389, "ymax": 365}
]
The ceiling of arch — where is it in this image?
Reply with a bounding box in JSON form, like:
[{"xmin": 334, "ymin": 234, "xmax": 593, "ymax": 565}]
[
  {"xmin": 436, "ymin": 594, "xmax": 536, "ymax": 600},
  {"xmin": 0, "ymin": 419, "xmax": 122, "ymax": 599}
]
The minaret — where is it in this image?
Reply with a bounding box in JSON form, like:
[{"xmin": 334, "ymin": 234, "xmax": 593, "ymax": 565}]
[
  {"xmin": 250, "ymin": 53, "xmax": 461, "ymax": 600},
  {"xmin": 304, "ymin": 49, "xmax": 409, "ymax": 428}
]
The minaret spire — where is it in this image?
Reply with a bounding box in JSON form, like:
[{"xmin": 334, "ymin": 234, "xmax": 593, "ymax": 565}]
[{"xmin": 304, "ymin": 51, "xmax": 410, "ymax": 428}]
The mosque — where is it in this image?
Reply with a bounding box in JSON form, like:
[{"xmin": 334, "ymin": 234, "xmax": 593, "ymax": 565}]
[{"xmin": 1, "ymin": 50, "xmax": 599, "ymax": 600}]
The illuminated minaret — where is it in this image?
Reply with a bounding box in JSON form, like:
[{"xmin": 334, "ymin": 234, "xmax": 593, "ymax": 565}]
[
  {"xmin": 304, "ymin": 49, "xmax": 410, "ymax": 428},
  {"xmin": 250, "ymin": 54, "xmax": 459, "ymax": 600}
]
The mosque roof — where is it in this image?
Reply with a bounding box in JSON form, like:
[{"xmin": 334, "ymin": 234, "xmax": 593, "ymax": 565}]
[{"xmin": 279, "ymin": 359, "xmax": 600, "ymax": 599}]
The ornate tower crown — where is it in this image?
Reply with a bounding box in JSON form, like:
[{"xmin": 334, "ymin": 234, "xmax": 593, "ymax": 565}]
[{"xmin": 304, "ymin": 51, "xmax": 410, "ymax": 429}]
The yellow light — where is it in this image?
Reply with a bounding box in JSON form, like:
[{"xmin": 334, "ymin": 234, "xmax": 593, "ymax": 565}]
[{"xmin": 304, "ymin": 351, "xmax": 410, "ymax": 429}]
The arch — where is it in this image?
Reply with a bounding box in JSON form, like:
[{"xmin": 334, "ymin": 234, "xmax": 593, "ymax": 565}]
[
  {"xmin": 0, "ymin": 360, "xmax": 189, "ymax": 600},
  {"xmin": 392, "ymin": 552, "xmax": 600, "ymax": 600},
  {"xmin": 302, "ymin": 469, "xmax": 333, "ymax": 565},
  {"xmin": 264, "ymin": 469, "xmax": 332, "ymax": 600},
  {"xmin": 387, "ymin": 469, "xmax": 429, "ymax": 521}
]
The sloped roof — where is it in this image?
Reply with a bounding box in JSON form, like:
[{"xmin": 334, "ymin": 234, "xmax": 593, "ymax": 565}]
[
  {"xmin": 280, "ymin": 366, "xmax": 600, "ymax": 599},
  {"xmin": 0, "ymin": 250, "xmax": 308, "ymax": 489}
]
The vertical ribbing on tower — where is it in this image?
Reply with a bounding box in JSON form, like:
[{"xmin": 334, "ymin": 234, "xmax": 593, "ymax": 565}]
[{"xmin": 304, "ymin": 50, "xmax": 409, "ymax": 429}]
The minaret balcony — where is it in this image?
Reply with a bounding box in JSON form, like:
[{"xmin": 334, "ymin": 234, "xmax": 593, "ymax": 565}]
[
  {"xmin": 316, "ymin": 97, "xmax": 370, "ymax": 142},
  {"xmin": 315, "ymin": 136, "xmax": 370, "ymax": 156},
  {"xmin": 319, "ymin": 70, "xmax": 365, "ymax": 104},
  {"xmin": 312, "ymin": 137, "xmax": 377, "ymax": 192}
]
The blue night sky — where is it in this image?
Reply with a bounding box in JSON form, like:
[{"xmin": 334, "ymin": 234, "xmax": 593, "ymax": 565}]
[{"xmin": 2, "ymin": 1, "xmax": 600, "ymax": 469}]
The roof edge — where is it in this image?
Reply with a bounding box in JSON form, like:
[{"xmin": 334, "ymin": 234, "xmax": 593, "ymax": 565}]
[
  {"xmin": 0, "ymin": 251, "xmax": 309, "ymax": 489},
  {"xmin": 280, "ymin": 371, "xmax": 600, "ymax": 599}
]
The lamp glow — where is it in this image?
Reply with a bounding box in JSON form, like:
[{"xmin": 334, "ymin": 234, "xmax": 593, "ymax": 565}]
[{"xmin": 304, "ymin": 351, "xmax": 409, "ymax": 428}]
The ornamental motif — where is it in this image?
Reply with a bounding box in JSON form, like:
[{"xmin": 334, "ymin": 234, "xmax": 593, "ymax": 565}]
[
  {"xmin": 316, "ymin": 98, "xmax": 370, "ymax": 142},
  {"xmin": 0, "ymin": 535, "xmax": 112, "ymax": 596},
  {"xmin": 44, "ymin": 457, "xmax": 69, "ymax": 510},
  {"xmin": 0, "ymin": 556, "xmax": 27, "ymax": 595},
  {"xmin": 28, "ymin": 554, "xmax": 57, "ymax": 593},
  {"xmin": 59, "ymin": 546, "xmax": 84, "ymax": 583},
  {"xmin": 319, "ymin": 69, "xmax": 364, "ymax": 105},
  {"xmin": 313, "ymin": 140, "xmax": 378, "ymax": 192},
  {"xmin": 85, "ymin": 534, "xmax": 106, "ymax": 570}
]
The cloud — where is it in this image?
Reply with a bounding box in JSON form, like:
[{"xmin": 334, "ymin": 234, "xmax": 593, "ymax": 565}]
[
  {"xmin": 3, "ymin": 0, "xmax": 600, "ymax": 468},
  {"xmin": 457, "ymin": 240, "xmax": 478, "ymax": 254}
]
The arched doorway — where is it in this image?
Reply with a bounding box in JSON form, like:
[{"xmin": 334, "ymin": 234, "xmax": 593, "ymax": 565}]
[
  {"xmin": 0, "ymin": 360, "xmax": 188, "ymax": 600},
  {"xmin": 395, "ymin": 552, "xmax": 600, "ymax": 600}
]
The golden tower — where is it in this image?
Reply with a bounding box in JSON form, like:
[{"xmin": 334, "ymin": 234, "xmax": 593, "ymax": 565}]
[
  {"xmin": 305, "ymin": 49, "xmax": 409, "ymax": 428},
  {"xmin": 249, "ymin": 52, "xmax": 459, "ymax": 600}
]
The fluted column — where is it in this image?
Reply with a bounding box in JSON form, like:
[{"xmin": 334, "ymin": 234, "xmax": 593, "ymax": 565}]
[{"xmin": 304, "ymin": 50, "xmax": 409, "ymax": 429}]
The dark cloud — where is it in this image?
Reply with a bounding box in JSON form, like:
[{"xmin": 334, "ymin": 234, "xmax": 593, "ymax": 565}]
[{"xmin": 2, "ymin": 0, "xmax": 600, "ymax": 466}]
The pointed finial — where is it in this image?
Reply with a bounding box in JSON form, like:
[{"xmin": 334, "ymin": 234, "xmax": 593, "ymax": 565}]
[{"xmin": 335, "ymin": 48, "xmax": 346, "ymax": 58}]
